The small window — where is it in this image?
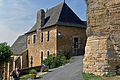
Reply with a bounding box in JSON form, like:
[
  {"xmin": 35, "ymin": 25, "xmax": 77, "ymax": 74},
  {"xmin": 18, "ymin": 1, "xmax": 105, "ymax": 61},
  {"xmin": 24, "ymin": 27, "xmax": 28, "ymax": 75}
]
[
  {"xmin": 33, "ymin": 35, "xmax": 36, "ymax": 44},
  {"xmin": 41, "ymin": 33, "xmax": 43, "ymax": 42},
  {"xmin": 47, "ymin": 51, "xmax": 50, "ymax": 57},
  {"xmin": 47, "ymin": 31, "xmax": 50, "ymax": 41},
  {"xmin": 28, "ymin": 39, "xmax": 30, "ymax": 44}
]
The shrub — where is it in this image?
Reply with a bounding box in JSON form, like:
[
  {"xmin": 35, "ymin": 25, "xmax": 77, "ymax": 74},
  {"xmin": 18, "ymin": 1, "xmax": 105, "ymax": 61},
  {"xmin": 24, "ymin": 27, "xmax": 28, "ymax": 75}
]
[{"xmin": 43, "ymin": 54, "xmax": 69, "ymax": 69}]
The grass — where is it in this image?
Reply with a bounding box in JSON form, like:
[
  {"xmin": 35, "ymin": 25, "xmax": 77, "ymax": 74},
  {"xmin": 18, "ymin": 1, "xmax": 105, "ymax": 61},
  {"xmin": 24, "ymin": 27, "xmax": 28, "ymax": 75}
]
[
  {"xmin": 82, "ymin": 72, "xmax": 106, "ymax": 80},
  {"xmin": 20, "ymin": 74, "xmax": 31, "ymax": 80},
  {"xmin": 82, "ymin": 72, "xmax": 120, "ymax": 80}
]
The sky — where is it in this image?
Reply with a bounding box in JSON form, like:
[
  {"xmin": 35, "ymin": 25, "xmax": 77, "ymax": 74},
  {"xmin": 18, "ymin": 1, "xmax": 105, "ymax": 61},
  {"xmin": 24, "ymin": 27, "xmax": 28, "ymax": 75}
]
[{"xmin": 0, "ymin": 0, "xmax": 87, "ymax": 46}]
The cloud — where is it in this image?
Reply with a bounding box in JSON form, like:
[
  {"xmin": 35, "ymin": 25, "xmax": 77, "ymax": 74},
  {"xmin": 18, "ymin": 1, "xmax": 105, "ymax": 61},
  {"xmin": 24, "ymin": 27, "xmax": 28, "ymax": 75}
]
[
  {"xmin": 0, "ymin": 22, "xmax": 20, "ymax": 46},
  {"xmin": 0, "ymin": 0, "xmax": 37, "ymax": 46},
  {"xmin": 0, "ymin": 0, "xmax": 2, "ymax": 7}
]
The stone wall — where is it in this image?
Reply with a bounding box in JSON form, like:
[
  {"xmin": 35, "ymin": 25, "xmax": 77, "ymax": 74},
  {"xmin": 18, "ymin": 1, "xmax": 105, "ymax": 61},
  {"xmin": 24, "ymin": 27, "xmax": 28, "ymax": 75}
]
[
  {"xmin": 27, "ymin": 25, "xmax": 86, "ymax": 67},
  {"xmin": 57, "ymin": 26, "xmax": 87, "ymax": 56},
  {"xmin": 27, "ymin": 27, "xmax": 57, "ymax": 67},
  {"xmin": 83, "ymin": 0, "xmax": 120, "ymax": 76},
  {"xmin": 22, "ymin": 51, "xmax": 28, "ymax": 68}
]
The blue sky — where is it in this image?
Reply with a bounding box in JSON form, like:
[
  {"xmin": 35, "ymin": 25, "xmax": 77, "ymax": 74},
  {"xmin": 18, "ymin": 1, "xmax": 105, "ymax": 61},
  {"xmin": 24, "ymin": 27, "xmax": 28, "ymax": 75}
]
[{"xmin": 0, "ymin": 0, "xmax": 86, "ymax": 45}]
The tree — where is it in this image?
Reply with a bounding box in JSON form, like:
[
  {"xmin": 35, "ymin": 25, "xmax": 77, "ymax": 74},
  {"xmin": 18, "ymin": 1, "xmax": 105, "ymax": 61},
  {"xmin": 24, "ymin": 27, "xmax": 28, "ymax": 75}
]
[{"xmin": 0, "ymin": 42, "xmax": 13, "ymax": 80}]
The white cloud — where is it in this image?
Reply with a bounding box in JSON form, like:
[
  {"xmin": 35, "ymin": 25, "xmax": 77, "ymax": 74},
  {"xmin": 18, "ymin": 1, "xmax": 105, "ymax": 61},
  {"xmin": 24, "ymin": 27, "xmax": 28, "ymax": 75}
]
[{"xmin": 0, "ymin": 22, "xmax": 20, "ymax": 46}]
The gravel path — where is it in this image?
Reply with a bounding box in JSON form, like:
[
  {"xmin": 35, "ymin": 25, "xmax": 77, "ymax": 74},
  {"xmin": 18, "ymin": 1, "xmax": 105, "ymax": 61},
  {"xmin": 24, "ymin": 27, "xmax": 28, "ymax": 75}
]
[{"xmin": 38, "ymin": 56, "xmax": 84, "ymax": 80}]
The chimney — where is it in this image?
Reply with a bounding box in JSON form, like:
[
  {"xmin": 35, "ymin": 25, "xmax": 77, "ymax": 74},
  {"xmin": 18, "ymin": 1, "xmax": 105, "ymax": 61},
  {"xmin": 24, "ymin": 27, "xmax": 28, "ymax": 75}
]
[
  {"xmin": 36, "ymin": 9, "xmax": 45, "ymax": 44},
  {"xmin": 37, "ymin": 9, "xmax": 45, "ymax": 29}
]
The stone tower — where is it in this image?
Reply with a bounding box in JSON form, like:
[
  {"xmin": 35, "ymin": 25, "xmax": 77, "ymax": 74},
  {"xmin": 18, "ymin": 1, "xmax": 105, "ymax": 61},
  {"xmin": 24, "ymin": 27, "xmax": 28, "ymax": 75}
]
[{"xmin": 83, "ymin": 0, "xmax": 120, "ymax": 76}]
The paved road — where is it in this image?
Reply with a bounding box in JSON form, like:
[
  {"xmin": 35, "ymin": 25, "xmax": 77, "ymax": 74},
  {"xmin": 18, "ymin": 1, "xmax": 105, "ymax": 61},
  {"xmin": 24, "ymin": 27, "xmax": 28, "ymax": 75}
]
[{"xmin": 39, "ymin": 56, "xmax": 84, "ymax": 80}]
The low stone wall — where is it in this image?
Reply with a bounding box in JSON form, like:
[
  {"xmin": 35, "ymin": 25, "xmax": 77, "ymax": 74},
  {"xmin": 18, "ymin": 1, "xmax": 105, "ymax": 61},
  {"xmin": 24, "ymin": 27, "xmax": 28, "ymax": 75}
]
[
  {"xmin": 20, "ymin": 66, "xmax": 42, "ymax": 76},
  {"xmin": 10, "ymin": 66, "xmax": 42, "ymax": 77}
]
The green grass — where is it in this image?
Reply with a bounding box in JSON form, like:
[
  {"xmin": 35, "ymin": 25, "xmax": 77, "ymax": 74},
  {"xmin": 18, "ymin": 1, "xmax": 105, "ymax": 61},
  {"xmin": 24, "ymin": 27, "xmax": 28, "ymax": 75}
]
[
  {"xmin": 82, "ymin": 72, "xmax": 109, "ymax": 80},
  {"xmin": 20, "ymin": 74, "xmax": 31, "ymax": 80}
]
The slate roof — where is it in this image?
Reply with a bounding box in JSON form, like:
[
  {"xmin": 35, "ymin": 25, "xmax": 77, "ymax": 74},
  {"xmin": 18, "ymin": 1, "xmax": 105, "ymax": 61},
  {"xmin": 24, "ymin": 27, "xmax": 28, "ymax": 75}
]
[
  {"xmin": 27, "ymin": 2, "xmax": 86, "ymax": 34},
  {"xmin": 11, "ymin": 35, "xmax": 27, "ymax": 55},
  {"xmin": 11, "ymin": 2, "xmax": 87, "ymax": 55}
]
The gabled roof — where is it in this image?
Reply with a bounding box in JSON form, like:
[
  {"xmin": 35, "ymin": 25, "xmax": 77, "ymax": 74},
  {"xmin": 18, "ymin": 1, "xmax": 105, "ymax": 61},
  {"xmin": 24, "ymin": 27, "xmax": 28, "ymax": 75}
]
[
  {"xmin": 26, "ymin": 2, "xmax": 86, "ymax": 34},
  {"xmin": 11, "ymin": 35, "xmax": 27, "ymax": 55}
]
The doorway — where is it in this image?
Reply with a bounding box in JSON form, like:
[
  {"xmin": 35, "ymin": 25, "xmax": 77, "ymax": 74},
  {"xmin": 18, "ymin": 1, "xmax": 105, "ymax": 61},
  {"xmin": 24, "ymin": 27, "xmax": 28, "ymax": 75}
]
[{"xmin": 73, "ymin": 37, "xmax": 79, "ymax": 56}]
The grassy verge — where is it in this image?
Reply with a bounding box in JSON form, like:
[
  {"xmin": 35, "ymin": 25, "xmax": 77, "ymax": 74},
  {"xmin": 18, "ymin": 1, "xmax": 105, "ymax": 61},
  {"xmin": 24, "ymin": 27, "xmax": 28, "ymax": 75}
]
[
  {"xmin": 82, "ymin": 72, "xmax": 106, "ymax": 80},
  {"xmin": 20, "ymin": 74, "xmax": 31, "ymax": 80},
  {"xmin": 82, "ymin": 72, "xmax": 120, "ymax": 80}
]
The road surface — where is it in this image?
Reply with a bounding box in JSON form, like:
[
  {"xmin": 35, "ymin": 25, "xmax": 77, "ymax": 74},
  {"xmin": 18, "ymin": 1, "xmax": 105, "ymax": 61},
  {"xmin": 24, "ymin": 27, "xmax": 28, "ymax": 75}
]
[{"xmin": 39, "ymin": 56, "xmax": 84, "ymax": 80}]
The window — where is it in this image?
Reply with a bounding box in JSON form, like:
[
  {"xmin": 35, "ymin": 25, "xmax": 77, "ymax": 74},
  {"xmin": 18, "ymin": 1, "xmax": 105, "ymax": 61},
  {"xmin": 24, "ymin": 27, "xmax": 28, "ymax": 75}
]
[
  {"xmin": 47, "ymin": 31, "xmax": 50, "ymax": 41},
  {"xmin": 28, "ymin": 39, "xmax": 30, "ymax": 44},
  {"xmin": 41, "ymin": 33, "xmax": 43, "ymax": 42},
  {"xmin": 47, "ymin": 51, "xmax": 50, "ymax": 57},
  {"xmin": 41, "ymin": 52, "xmax": 43, "ymax": 63},
  {"xmin": 31, "ymin": 56, "xmax": 33, "ymax": 67},
  {"xmin": 33, "ymin": 35, "xmax": 36, "ymax": 44}
]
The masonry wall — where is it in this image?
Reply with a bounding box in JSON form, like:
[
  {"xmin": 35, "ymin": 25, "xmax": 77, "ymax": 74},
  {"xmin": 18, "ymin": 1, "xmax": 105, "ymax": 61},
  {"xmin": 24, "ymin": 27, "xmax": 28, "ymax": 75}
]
[
  {"xmin": 57, "ymin": 26, "xmax": 87, "ymax": 56},
  {"xmin": 27, "ymin": 33, "xmax": 40, "ymax": 67},
  {"xmin": 83, "ymin": 0, "xmax": 120, "ymax": 76},
  {"xmin": 27, "ymin": 27, "xmax": 57, "ymax": 67},
  {"xmin": 27, "ymin": 25, "xmax": 86, "ymax": 67},
  {"xmin": 39, "ymin": 27, "xmax": 57, "ymax": 58},
  {"xmin": 22, "ymin": 51, "xmax": 28, "ymax": 68}
]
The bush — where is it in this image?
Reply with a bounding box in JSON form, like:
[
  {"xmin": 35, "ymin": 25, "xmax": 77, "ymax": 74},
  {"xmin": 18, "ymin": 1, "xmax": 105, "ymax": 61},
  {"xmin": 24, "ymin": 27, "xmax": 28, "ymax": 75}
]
[{"xmin": 43, "ymin": 54, "xmax": 69, "ymax": 69}]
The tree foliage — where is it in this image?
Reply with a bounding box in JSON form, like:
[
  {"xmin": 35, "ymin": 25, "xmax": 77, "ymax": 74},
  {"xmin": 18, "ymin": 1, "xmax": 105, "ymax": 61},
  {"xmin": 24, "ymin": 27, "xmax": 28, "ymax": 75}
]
[{"xmin": 0, "ymin": 42, "xmax": 13, "ymax": 64}]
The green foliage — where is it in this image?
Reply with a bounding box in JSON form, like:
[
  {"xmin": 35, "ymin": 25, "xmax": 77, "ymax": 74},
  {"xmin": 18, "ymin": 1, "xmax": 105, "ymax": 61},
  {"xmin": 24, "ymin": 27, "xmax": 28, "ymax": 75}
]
[
  {"xmin": 104, "ymin": 73, "xmax": 116, "ymax": 77},
  {"xmin": 0, "ymin": 42, "xmax": 13, "ymax": 64},
  {"xmin": 43, "ymin": 54, "xmax": 69, "ymax": 69},
  {"xmin": 20, "ymin": 74, "xmax": 31, "ymax": 80},
  {"xmin": 82, "ymin": 72, "xmax": 110, "ymax": 80}
]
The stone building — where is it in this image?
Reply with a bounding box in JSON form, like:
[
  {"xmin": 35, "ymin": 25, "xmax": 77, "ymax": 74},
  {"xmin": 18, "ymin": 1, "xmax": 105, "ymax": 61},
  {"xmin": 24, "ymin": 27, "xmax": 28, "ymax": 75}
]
[
  {"xmin": 25, "ymin": 2, "xmax": 87, "ymax": 67},
  {"xmin": 83, "ymin": 0, "xmax": 120, "ymax": 76},
  {"xmin": 4, "ymin": 2, "xmax": 87, "ymax": 80}
]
